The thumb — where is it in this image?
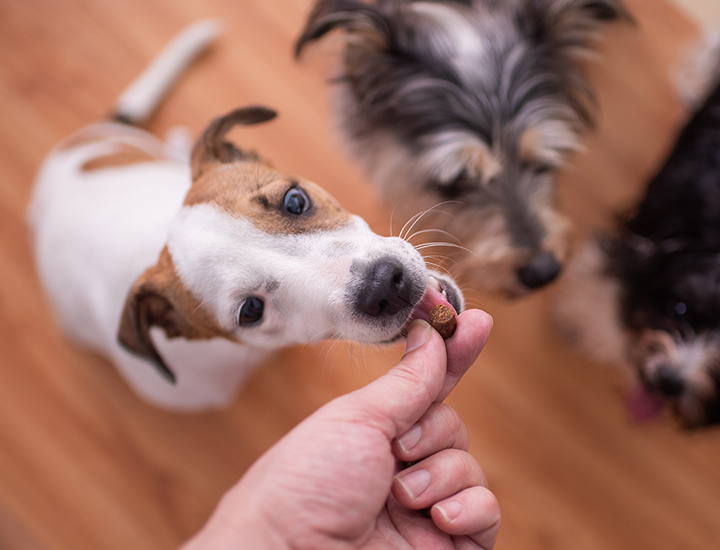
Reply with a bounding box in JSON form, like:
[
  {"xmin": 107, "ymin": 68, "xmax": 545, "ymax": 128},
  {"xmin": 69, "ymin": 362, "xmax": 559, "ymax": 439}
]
[{"xmin": 344, "ymin": 320, "xmax": 449, "ymax": 440}]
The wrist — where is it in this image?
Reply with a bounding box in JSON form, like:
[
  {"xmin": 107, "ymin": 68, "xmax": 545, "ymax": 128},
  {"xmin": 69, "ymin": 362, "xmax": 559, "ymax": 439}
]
[{"xmin": 180, "ymin": 495, "xmax": 291, "ymax": 550}]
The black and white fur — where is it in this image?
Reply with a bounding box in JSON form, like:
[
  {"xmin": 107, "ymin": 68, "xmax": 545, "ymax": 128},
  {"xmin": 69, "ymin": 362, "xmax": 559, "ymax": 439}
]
[
  {"xmin": 559, "ymin": 68, "xmax": 720, "ymax": 428},
  {"xmin": 295, "ymin": 0, "xmax": 629, "ymax": 296}
]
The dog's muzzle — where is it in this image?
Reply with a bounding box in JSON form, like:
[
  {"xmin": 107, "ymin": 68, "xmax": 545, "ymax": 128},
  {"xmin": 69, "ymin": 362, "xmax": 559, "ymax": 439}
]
[
  {"xmin": 355, "ymin": 256, "xmax": 421, "ymax": 318},
  {"xmin": 349, "ymin": 255, "xmax": 464, "ymax": 342},
  {"xmin": 516, "ymin": 251, "xmax": 563, "ymax": 290}
]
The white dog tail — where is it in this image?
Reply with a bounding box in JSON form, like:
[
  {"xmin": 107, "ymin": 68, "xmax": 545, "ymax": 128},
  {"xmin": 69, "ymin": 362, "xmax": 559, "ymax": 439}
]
[{"xmin": 112, "ymin": 19, "xmax": 222, "ymax": 126}]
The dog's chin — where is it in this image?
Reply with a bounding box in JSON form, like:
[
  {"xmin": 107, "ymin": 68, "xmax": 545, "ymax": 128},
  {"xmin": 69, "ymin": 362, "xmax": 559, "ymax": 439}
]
[{"xmin": 385, "ymin": 274, "xmax": 464, "ymax": 343}]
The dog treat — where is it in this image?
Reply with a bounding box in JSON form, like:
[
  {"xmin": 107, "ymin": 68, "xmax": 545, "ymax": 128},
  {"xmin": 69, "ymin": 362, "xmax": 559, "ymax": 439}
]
[{"xmin": 428, "ymin": 304, "xmax": 456, "ymax": 339}]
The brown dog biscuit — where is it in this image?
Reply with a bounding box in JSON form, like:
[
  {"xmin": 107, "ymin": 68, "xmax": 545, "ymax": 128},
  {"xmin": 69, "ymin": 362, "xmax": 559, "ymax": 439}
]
[{"xmin": 428, "ymin": 304, "xmax": 457, "ymax": 339}]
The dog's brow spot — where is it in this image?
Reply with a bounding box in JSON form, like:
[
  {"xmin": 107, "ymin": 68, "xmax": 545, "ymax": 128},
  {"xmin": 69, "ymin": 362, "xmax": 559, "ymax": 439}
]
[
  {"xmin": 265, "ymin": 280, "xmax": 280, "ymax": 293},
  {"xmin": 254, "ymin": 194, "xmax": 271, "ymax": 209}
]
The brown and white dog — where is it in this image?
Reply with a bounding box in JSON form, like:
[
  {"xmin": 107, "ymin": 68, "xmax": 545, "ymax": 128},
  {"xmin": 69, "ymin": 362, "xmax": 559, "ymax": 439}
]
[{"xmin": 28, "ymin": 21, "xmax": 463, "ymax": 410}]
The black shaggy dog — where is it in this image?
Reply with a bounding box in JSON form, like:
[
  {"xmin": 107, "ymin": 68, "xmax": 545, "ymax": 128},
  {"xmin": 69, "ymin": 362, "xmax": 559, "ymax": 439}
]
[
  {"xmin": 560, "ymin": 77, "xmax": 720, "ymax": 428},
  {"xmin": 295, "ymin": 0, "xmax": 629, "ymax": 297}
]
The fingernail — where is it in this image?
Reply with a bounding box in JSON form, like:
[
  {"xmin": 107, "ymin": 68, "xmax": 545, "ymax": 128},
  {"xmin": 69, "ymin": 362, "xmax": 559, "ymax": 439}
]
[
  {"xmin": 395, "ymin": 468, "xmax": 431, "ymax": 500},
  {"xmin": 405, "ymin": 320, "xmax": 432, "ymax": 354},
  {"xmin": 435, "ymin": 499, "xmax": 463, "ymax": 523},
  {"xmin": 396, "ymin": 423, "xmax": 422, "ymax": 454}
]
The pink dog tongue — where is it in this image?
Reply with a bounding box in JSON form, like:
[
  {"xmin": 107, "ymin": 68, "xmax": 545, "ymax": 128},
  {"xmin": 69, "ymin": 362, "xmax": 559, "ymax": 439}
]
[
  {"xmin": 625, "ymin": 384, "xmax": 664, "ymax": 423},
  {"xmin": 411, "ymin": 282, "xmax": 454, "ymax": 324}
]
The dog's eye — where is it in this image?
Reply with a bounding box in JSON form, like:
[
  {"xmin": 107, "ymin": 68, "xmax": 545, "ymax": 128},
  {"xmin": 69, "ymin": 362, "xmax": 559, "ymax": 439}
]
[
  {"xmin": 238, "ymin": 297, "xmax": 264, "ymax": 326},
  {"xmin": 436, "ymin": 171, "xmax": 475, "ymax": 199},
  {"xmin": 283, "ymin": 186, "xmax": 311, "ymax": 215},
  {"xmin": 531, "ymin": 163, "xmax": 555, "ymax": 175},
  {"xmin": 674, "ymin": 302, "xmax": 687, "ymax": 319},
  {"xmin": 536, "ymin": 165, "xmax": 553, "ymax": 175}
]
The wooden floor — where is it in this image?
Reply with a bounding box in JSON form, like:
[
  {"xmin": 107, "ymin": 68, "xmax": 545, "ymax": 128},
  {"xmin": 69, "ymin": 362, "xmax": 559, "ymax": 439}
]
[{"xmin": 1, "ymin": 0, "xmax": 719, "ymax": 548}]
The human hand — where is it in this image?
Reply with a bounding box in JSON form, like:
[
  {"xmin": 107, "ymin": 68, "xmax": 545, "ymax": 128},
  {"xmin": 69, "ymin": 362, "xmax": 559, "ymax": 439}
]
[{"xmin": 182, "ymin": 309, "xmax": 498, "ymax": 549}]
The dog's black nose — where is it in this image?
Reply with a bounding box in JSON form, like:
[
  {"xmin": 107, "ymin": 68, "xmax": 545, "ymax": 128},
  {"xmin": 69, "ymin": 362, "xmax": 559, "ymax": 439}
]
[
  {"xmin": 516, "ymin": 252, "xmax": 562, "ymax": 290},
  {"xmin": 655, "ymin": 365, "xmax": 685, "ymax": 397},
  {"xmin": 357, "ymin": 257, "xmax": 414, "ymax": 317}
]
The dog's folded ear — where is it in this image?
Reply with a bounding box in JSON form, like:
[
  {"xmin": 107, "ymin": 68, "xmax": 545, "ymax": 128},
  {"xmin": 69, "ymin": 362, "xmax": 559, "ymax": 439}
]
[
  {"xmin": 118, "ymin": 251, "xmax": 231, "ymax": 385},
  {"xmin": 191, "ymin": 106, "xmax": 277, "ymax": 180},
  {"xmin": 118, "ymin": 253, "xmax": 199, "ymax": 385},
  {"xmin": 117, "ymin": 278, "xmax": 178, "ymax": 384},
  {"xmin": 294, "ymin": 0, "xmax": 388, "ymax": 58}
]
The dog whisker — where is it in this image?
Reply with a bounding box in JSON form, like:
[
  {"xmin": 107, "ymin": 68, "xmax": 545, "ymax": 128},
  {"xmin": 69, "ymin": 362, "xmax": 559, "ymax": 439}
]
[
  {"xmin": 405, "ymin": 227, "xmax": 462, "ymax": 245},
  {"xmin": 421, "ymin": 256, "xmax": 460, "ymax": 271},
  {"xmin": 398, "ymin": 206, "xmax": 448, "ymax": 241},
  {"xmin": 398, "ymin": 201, "xmax": 464, "ymax": 242},
  {"xmin": 398, "ymin": 208, "xmax": 432, "ymax": 242},
  {"xmin": 414, "ymin": 241, "xmax": 476, "ymax": 255},
  {"xmin": 423, "ymin": 262, "xmax": 448, "ymax": 275},
  {"xmin": 317, "ymin": 334, "xmax": 352, "ymax": 386},
  {"xmin": 302, "ymin": 325, "xmax": 344, "ymax": 351},
  {"xmin": 389, "ymin": 202, "xmax": 400, "ymax": 238},
  {"xmin": 316, "ymin": 330, "xmax": 344, "ymax": 359}
]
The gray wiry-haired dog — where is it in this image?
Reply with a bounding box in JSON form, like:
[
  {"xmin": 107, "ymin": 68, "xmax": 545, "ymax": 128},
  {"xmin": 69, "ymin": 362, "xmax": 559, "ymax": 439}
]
[{"xmin": 295, "ymin": 0, "xmax": 630, "ymax": 297}]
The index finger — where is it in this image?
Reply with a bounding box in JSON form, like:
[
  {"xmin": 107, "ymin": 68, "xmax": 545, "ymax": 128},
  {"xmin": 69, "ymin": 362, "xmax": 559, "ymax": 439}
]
[{"xmin": 435, "ymin": 308, "xmax": 493, "ymax": 402}]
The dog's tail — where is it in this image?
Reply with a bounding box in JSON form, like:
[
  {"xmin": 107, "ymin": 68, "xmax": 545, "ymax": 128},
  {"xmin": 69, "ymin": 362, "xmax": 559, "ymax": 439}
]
[{"xmin": 111, "ymin": 19, "xmax": 222, "ymax": 126}]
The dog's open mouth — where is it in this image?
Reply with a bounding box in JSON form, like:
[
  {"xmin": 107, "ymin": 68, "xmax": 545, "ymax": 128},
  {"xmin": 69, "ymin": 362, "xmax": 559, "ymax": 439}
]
[{"xmin": 396, "ymin": 275, "xmax": 463, "ymax": 340}]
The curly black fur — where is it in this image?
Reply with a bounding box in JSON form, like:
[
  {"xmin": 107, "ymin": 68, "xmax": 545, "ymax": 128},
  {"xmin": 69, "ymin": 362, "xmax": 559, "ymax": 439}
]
[{"xmin": 605, "ymin": 80, "xmax": 720, "ymax": 427}]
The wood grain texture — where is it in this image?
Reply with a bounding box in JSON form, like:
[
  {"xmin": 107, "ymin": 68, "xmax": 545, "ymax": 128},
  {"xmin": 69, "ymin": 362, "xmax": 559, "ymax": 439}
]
[{"xmin": 1, "ymin": 0, "xmax": 719, "ymax": 548}]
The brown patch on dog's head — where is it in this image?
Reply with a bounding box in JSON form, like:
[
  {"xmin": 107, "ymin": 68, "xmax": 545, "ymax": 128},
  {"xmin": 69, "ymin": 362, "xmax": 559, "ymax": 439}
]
[
  {"xmin": 118, "ymin": 247, "xmax": 232, "ymax": 383},
  {"xmin": 187, "ymin": 106, "xmax": 354, "ymax": 235},
  {"xmin": 460, "ymin": 140, "xmax": 502, "ymax": 184},
  {"xmin": 519, "ymin": 127, "xmax": 543, "ymax": 165},
  {"xmin": 518, "ymin": 122, "xmax": 581, "ymax": 168}
]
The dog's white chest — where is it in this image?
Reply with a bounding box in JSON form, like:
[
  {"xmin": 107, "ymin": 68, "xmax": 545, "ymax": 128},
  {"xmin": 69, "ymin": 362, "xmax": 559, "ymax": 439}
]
[
  {"xmin": 31, "ymin": 149, "xmax": 188, "ymax": 349},
  {"xmin": 30, "ymin": 144, "xmax": 267, "ymax": 409}
]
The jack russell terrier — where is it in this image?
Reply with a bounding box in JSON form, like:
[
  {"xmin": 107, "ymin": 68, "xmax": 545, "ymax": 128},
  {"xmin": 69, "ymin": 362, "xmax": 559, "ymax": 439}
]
[{"xmin": 29, "ymin": 21, "xmax": 464, "ymax": 411}]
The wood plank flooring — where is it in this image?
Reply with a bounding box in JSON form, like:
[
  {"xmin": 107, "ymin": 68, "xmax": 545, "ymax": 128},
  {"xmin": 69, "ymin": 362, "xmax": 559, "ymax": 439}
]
[{"xmin": 1, "ymin": 0, "xmax": 719, "ymax": 548}]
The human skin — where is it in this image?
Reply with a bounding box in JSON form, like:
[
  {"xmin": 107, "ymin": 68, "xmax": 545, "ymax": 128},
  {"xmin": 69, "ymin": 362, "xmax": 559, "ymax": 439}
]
[{"xmin": 182, "ymin": 309, "xmax": 499, "ymax": 549}]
